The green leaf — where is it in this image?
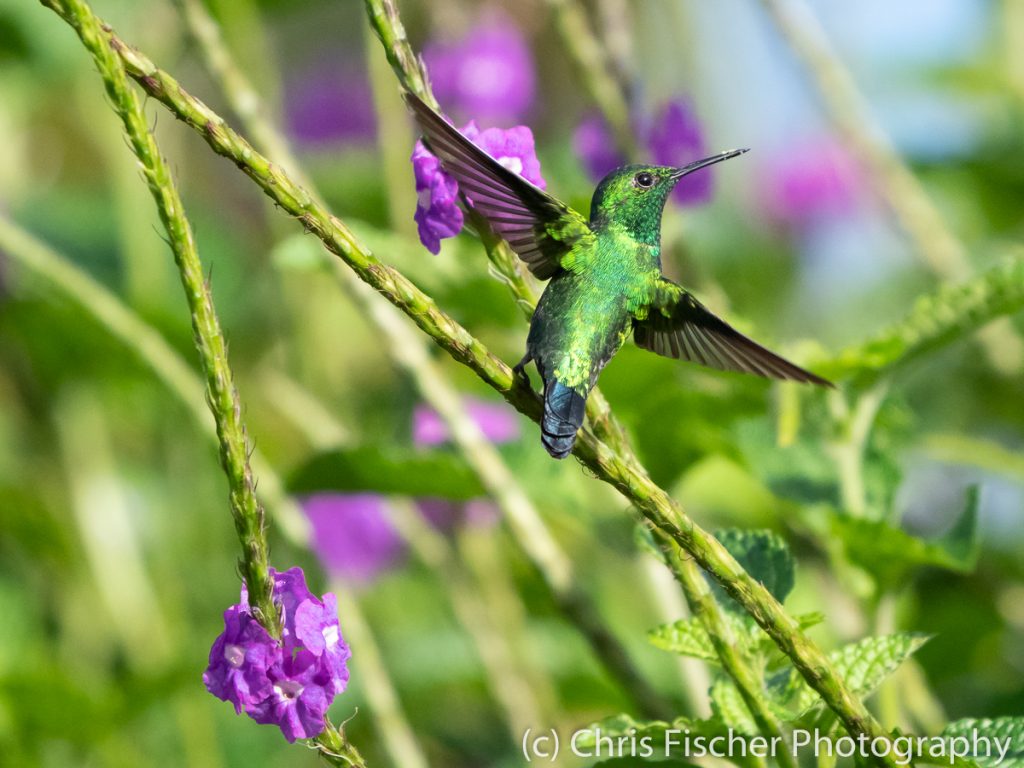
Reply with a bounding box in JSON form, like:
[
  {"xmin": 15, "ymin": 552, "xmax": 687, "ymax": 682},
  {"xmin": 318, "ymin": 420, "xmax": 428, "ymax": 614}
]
[
  {"xmin": 648, "ymin": 612, "xmax": 824, "ymax": 663},
  {"xmin": 771, "ymin": 633, "xmax": 929, "ymax": 715},
  {"xmin": 713, "ymin": 529, "xmax": 795, "ymax": 610},
  {"xmin": 710, "ymin": 678, "xmax": 758, "ymax": 735},
  {"xmin": 288, "ymin": 445, "xmax": 486, "ymax": 500},
  {"xmin": 942, "ymin": 718, "xmax": 1024, "ymax": 768},
  {"xmin": 831, "ymin": 487, "xmax": 980, "ymax": 590}
]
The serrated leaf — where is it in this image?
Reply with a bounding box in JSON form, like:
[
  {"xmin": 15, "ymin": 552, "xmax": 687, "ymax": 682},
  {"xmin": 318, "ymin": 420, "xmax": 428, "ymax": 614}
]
[
  {"xmin": 288, "ymin": 445, "xmax": 486, "ymax": 500},
  {"xmin": 942, "ymin": 718, "xmax": 1024, "ymax": 768},
  {"xmin": 648, "ymin": 612, "xmax": 824, "ymax": 663},
  {"xmin": 770, "ymin": 633, "xmax": 929, "ymax": 716},
  {"xmin": 647, "ymin": 617, "xmax": 720, "ymax": 662},
  {"xmin": 712, "ymin": 529, "xmax": 795, "ymax": 611},
  {"xmin": 832, "ymin": 487, "xmax": 980, "ymax": 590},
  {"xmin": 710, "ymin": 678, "xmax": 758, "ymax": 735}
]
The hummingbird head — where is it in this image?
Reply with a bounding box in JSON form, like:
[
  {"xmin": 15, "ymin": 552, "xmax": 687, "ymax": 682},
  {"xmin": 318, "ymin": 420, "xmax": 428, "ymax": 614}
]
[{"xmin": 589, "ymin": 149, "xmax": 748, "ymax": 245}]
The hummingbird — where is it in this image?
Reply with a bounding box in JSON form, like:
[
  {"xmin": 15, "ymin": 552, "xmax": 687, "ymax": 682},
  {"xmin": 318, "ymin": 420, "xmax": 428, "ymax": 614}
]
[{"xmin": 406, "ymin": 93, "xmax": 831, "ymax": 459}]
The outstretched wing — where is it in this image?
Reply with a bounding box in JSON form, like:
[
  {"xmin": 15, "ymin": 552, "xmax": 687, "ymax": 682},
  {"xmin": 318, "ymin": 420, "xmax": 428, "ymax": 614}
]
[
  {"xmin": 634, "ymin": 279, "xmax": 832, "ymax": 386},
  {"xmin": 405, "ymin": 92, "xmax": 592, "ymax": 279}
]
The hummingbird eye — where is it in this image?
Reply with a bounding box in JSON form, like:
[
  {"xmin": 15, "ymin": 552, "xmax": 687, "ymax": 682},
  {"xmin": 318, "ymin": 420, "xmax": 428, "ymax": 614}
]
[{"xmin": 633, "ymin": 171, "xmax": 655, "ymax": 189}]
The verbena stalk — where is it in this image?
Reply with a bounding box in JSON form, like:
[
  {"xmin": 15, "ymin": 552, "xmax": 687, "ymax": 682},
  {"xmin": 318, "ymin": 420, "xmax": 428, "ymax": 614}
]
[
  {"xmin": 40, "ymin": 1, "xmax": 900, "ymax": 761},
  {"xmin": 46, "ymin": 0, "xmax": 279, "ymax": 637},
  {"xmin": 44, "ymin": 0, "xmax": 364, "ymax": 763}
]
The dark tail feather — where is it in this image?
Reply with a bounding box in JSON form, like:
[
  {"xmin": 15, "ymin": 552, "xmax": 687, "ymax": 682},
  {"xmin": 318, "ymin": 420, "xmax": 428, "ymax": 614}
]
[{"xmin": 541, "ymin": 380, "xmax": 587, "ymax": 459}]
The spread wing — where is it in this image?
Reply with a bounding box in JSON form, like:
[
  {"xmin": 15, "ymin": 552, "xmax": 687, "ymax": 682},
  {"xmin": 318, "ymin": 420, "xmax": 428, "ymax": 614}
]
[
  {"xmin": 405, "ymin": 92, "xmax": 592, "ymax": 279},
  {"xmin": 634, "ymin": 279, "xmax": 832, "ymax": 386}
]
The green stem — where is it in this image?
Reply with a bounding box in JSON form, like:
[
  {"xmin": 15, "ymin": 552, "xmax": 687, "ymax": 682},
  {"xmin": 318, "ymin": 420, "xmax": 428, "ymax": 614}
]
[
  {"xmin": 37, "ymin": 5, "xmax": 900, "ymax": 762},
  {"xmin": 50, "ymin": 0, "xmax": 279, "ymax": 638},
  {"xmin": 826, "ymin": 384, "xmax": 888, "ymax": 517}
]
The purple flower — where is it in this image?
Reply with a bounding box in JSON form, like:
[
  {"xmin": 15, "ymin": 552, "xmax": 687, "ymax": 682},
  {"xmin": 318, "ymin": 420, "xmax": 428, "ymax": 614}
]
[
  {"xmin": 647, "ymin": 99, "xmax": 710, "ymax": 205},
  {"xmin": 757, "ymin": 138, "xmax": 862, "ymax": 226},
  {"xmin": 413, "ymin": 398, "xmax": 522, "ymax": 447},
  {"xmin": 249, "ymin": 649, "xmax": 334, "ymax": 743},
  {"xmin": 203, "ymin": 606, "xmax": 278, "ymax": 713},
  {"xmin": 284, "ymin": 58, "xmax": 376, "ymax": 147},
  {"xmin": 573, "ymin": 98, "xmax": 713, "ymax": 206},
  {"xmin": 573, "ymin": 112, "xmax": 626, "ymax": 181},
  {"xmin": 423, "ymin": 13, "xmax": 536, "ymax": 123},
  {"xmin": 412, "ymin": 120, "xmax": 546, "ymax": 253},
  {"xmin": 413, "ymin": 139, "xmax": 465, "ymax": 254},
  {"xmin": 301, "ymin": 494, "xmax": 406, "ymax": 584},
  {"xmin": 203, "ymin": 567, "xmax": 350, "ymax": 742}
]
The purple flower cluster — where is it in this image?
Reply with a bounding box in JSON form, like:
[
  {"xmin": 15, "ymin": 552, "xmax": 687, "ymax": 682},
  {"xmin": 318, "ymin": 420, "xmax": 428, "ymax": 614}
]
[
  {"xmin": 412, "ymin": 120, "xmax": 546, "ymax": 253},
  {"xmin": 573, "ymin": 98, "xmax": 712, "ymax": 205},
  {"xmin": 203, "ymin": 568, "xmax": 350, "ymax": 743}
]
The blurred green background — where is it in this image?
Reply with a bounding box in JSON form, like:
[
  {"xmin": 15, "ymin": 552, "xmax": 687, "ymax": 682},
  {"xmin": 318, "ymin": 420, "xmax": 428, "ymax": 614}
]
[{"xmin": 1, "ymin": 0, "xmax": 1022, "ymax": 766}]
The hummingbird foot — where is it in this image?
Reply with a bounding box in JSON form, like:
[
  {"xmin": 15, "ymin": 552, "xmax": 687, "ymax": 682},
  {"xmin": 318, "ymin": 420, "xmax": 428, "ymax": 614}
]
[{"xmin": 512, "ymin": 352, "xmax": 534, "ymax": 385}]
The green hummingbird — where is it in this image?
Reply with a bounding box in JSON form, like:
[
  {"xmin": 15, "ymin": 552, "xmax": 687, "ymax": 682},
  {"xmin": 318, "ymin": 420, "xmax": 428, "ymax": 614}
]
[{"xmin": 406, "ymin": 93, "xmax": 831, "ymax": 459}]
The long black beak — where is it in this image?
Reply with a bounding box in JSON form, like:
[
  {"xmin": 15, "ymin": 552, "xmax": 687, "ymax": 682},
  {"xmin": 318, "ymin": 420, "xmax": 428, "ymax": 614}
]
[{"xmin": 670, "ymin": 148, "xmax": 749, "ymax": 180}]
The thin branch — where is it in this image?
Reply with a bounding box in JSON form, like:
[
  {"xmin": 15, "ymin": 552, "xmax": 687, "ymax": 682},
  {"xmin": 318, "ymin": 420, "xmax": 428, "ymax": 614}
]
[
  {"xmin": 36, "ymin": 3, "xmax": 901, "ymax": 761},
  {"xmin": 49, "ymin": 0, "xmax": 280, "ymax": 638}
]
